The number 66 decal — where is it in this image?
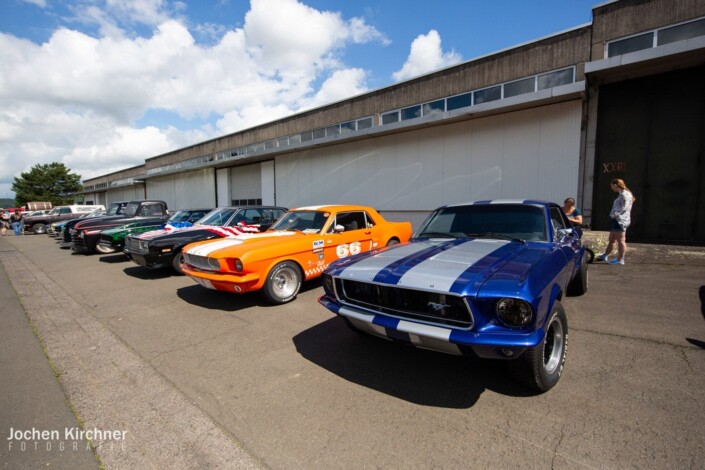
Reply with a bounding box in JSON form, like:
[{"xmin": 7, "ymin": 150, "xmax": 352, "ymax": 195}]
[{"xmin": 336, "ymin": 242, "xmax": 361, "ymax": 258}]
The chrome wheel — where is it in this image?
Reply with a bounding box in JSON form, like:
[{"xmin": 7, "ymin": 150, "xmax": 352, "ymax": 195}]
[
  {"xmin": 263, "ymin": 261, "xmax": 302, "ymax": 304},
  {"xmin": 543, "ymin": 315, "xmax": 565, "ymax": 375},
  {"xmin": 95, "ymin": 244, "xmax": 116, "ymax": 254},
  {"xmin": 272, "ymin": 265, "xmax": 298, "ymax": 298}
]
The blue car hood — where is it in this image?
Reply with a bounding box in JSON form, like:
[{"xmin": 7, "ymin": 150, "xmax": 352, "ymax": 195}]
[{"xmin": 328, "ymin": 238, "xmax": 549, "ymax": 297}]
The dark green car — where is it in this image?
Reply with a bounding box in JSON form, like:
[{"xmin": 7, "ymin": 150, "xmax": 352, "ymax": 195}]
[{"xmin": 96, "ymin": 209, "xmax": 211, "ymax": 254}]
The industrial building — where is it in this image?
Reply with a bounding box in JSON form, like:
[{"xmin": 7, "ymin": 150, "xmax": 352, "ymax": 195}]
[{"xmin": 82, "ymin": 0, "xmax": 705, "ymax": 242}]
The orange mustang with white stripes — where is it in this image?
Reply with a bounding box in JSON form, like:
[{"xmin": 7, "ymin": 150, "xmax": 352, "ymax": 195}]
[{"xmin": 181, "ymin": 205, "xmax": 412, "ymax": 304}]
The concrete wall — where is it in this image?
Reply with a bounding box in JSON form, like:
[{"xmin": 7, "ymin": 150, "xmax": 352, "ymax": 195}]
[
  {"xmin": 275, "ymin": 101, "xmax": 582, "ymax": 216},
  {"xmin": 146, "ymin": 169, "xmax": 215, "ymax": 210}
]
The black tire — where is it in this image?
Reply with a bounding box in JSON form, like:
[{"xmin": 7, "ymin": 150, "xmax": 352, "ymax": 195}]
[
  {"xmin": 386, "ymin": 238, "xmax": 400, "ymax": 247},
  {"xmin": 32, "ymin": 223, "xmax": 46, "ymax": 234},
  {"xmin": 508, "ymin": 301, "xmax": 568, "ymax": 393},
  {"xmin": 585, "ymin": 247, "xmax": 595, "ymax": 264},
  {"xmin": 567, "ymin": 251, "xmax": 588, "ymax": 296},
  {"xmin": 171, "ymin": 251, "xmax": 184, "ymax": 275},
  {"xmin": 262, "ymin": 261, "xmax": 302, "ymax": 304}
]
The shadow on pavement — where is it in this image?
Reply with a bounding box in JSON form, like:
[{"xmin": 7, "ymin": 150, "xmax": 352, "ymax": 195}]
[
  {"xmin": 122, "ymin": 265, "xmax": 174, "ymax": 280},
  {"xmin": 293, "ymin": 316, "xmax": 534, "ymax": 408},
  {"xmin": 176, "ymin": 285, "xmax": 263, "ymax": 311},
  {"xmin": 175, "ymin": 279, "xmax": 323, "ymax": 311},
  {"xmin": 99, "ymin": 253, "xmax": 131, "ymax": 263}
]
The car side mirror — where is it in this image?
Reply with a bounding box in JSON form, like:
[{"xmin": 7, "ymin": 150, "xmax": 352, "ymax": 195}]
[
  {"xmin": 334, "ymin": 224, "xmax": 345, "ymax": 233},
  {"xmin": 556, "ymin": 228, "xmax": 573, "ymax": 240}
]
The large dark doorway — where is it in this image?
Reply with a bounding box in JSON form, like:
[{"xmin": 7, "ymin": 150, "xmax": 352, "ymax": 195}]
[{"xmin": 593, "ymin": 65, "xmax": 705, "ymax": 243}]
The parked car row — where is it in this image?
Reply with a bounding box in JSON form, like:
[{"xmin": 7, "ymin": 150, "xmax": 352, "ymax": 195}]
[{"xmin": 43, "ymin": 199, "xmax": 588, "ymax": 392}]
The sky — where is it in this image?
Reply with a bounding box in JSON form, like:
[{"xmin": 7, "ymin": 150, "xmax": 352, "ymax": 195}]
[{"xmin": 0, "ymin": 0, "xmax": 599, "ymax": 199}]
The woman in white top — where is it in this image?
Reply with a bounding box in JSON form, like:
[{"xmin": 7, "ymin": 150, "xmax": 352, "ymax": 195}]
[{"xmin": 597, "ymin": 178, "xmax": 635, "ymax": 265}]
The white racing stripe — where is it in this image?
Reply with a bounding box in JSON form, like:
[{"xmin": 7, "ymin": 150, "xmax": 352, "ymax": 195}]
[
  {"xmin": 186, "ymin": 239, "xmax": 244, "ymax": 257},
  {"xmin": 336, "ymin": 242, "xmax": 432, "ymax": 282},
  {"xmin": 185, "ymin": 231, "xmax": 296, "ymax": 257},
  {"xmin": 398, "ymin": 239, "xmax": 508, "ymax": 292}
]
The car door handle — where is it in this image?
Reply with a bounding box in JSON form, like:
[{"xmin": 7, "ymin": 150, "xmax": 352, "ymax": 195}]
[{"xmin": 365, "ymin": 231, "xmax": 372, "ymax": 235}]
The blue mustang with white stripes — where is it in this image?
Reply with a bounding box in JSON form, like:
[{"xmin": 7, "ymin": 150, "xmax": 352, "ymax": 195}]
[{"xmin": 318, "ymin": 200, "xmax": 588, "ymax": 392}]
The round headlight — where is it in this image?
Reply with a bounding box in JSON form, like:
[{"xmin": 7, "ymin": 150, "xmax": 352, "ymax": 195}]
[
  {"xmin": 496, "ymin": 298, "xmax": 533, "ymax": 327},
  {"xmin": 207, "ymin": 257, "xmax": 221, "ymax": 270},
  {"xmin": 321, "ymin": 273, "xmax": 334, "ymax": 293}
]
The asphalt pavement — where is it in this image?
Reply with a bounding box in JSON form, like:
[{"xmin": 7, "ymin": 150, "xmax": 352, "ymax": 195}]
[{"xmin": 0, "ymin": 233, "xmax": 704, "ymax": 469}]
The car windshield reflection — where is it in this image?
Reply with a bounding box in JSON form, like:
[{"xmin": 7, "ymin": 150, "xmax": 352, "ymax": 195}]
[
  {"xmin": 416, "ymin": 204, "xmax": 547, "ymax": 242},
  {"xmin": 270, "ymin": 211, "xmax": 329, "ymax": 234}
]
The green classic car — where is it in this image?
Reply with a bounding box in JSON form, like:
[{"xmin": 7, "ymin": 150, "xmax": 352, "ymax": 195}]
[{"xmin": 96, "ymin": 209, "xmax": 211, "ymax": 254}]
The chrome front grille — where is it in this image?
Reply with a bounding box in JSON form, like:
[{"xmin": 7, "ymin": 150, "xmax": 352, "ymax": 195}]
[
  {"xmin": 125, "ymin": 237, "xmax": 149, "ymax": 254},
  {"xmin": 183, "ymin": 253, "xmax": 219, "ymax": 271},
  {"xmin": 335, "ymin": 279, "xmax": 474, "ymax": 329}
]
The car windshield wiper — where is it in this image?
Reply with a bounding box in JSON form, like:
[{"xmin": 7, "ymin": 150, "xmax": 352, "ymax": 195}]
[
  {"xmin": 468, "ymin": 232, "xmax": 525, "ymax": 244},
  {"xmin": 417, "ymin": 231, "xmax": 464, "ymax": 239}
]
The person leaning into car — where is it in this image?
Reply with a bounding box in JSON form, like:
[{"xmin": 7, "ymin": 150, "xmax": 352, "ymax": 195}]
[{"xmin": 562, "ymin": 197, "xmax": 583, "ymax": 226}]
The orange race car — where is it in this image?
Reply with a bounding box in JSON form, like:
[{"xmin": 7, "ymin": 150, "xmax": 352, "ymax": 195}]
[{"xmin": 181, "ymin": 205, "xmax": 412, "ymax": 304}]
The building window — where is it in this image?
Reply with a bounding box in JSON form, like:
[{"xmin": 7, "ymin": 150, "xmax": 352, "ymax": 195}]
[
  {"xmin": 340, "ymin": 121, "xmax": 356, "ymax": 133},
  {"xmin": 313, "ymin": 128, "xmax": 326, "ymax": 139},
  {"xmin": 607, "ymin": 32, "xmax": 654, "ymax": 57},
  {"xmin": 289, "ymin": 134, "xmax": 302, "ymax": 145},
  {"xmin": 264, "ymin": 140, "xmax": 275, "ymax": 149},
  {"xmin": 356, "ymin": 117, "xmax": 373, "ymax": 129},
  {"xmin": 326, "ymin": 125, "xmax": 340, "ymax": 136},
  {"xmin": 300, "ymin": 131, "xmax": 313, "ymax": 142},
  {"xmin": 537, "ymin": 68, "xmax": 574, "ymax": 90},
  {"xmin": 401, "ymin": 105, "xmax": 422, "ymax": 121},
  {"xmin": 381, "ymin": 111, "xmax": 400, "ymax": 125},
  {"xmin": 473, "ymin": 85, "xmax": 501, "ymax": 105},
  {"xmin": 504, "ymin": 76, "xmax": 536, "ymax": 98},
  {"xmin": 232, "ymin": 198, "xmax": 263, "ymax": 206},
  {"xmin": 658, "ymin": 17, "xmax": 705, "ymax": 46},
  {"xmin": 446, "ymin": 92, "xmax": 472, "ymax": 111},
  {"xmin": 423, "ymin": 99, "xmax": 445, "ymax": 117},
  {"xmin": 277, "ymin": 137, "xmax": 289, "ymax": 147}
]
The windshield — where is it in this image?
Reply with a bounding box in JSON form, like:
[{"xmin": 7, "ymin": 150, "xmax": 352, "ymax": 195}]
[
  {"xmin": 197, "ymin": 207, "xmax": 238, "ymax": 226},
  {"xmin": 123, "ymin": 202, "xmax": 140, "ymax": 217},
  {"xmin": 416, "ymin": 204, "xmax": 547, "ymax": 242},
  {"xmin": 107, "ymin": 203, "xmax": 126, "ymax": 215},
  {"xmin": 169, "ymin": 210, "xmax": 192, "ymax": 222},
  {"xmin": 270, "ymin": 210, "xmax": 330, "ymax": 234},
  {"xmin": 83, "ymin": 209, "xmax": 105, "ymax": 218}
]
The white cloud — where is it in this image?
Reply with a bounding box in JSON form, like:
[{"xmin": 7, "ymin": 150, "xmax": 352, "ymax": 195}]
[
  {"xmin": 392, "ymin": 30, "xmax": 461, "ymax": 82},
  {"xmin": 0, "ymin": 0, "xmax": 389, "ymax": 196},
  {"xmin": 20, "ymin": 0, "xmax": 48, "ymax": 7},
  {"xmin": 302, "ymin": 68, "xmax": 368, "ymax": 110}
]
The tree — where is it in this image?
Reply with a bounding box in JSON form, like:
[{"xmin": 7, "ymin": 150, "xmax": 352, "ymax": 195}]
[{"xmin": 12, "ymin": 163, "xmax": 83, "ymax": 206}]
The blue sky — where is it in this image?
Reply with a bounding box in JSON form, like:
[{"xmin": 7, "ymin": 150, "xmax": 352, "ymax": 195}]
[{"xmin": 0, "ymin": 0, "xmax": 598, "ymax": 199}]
